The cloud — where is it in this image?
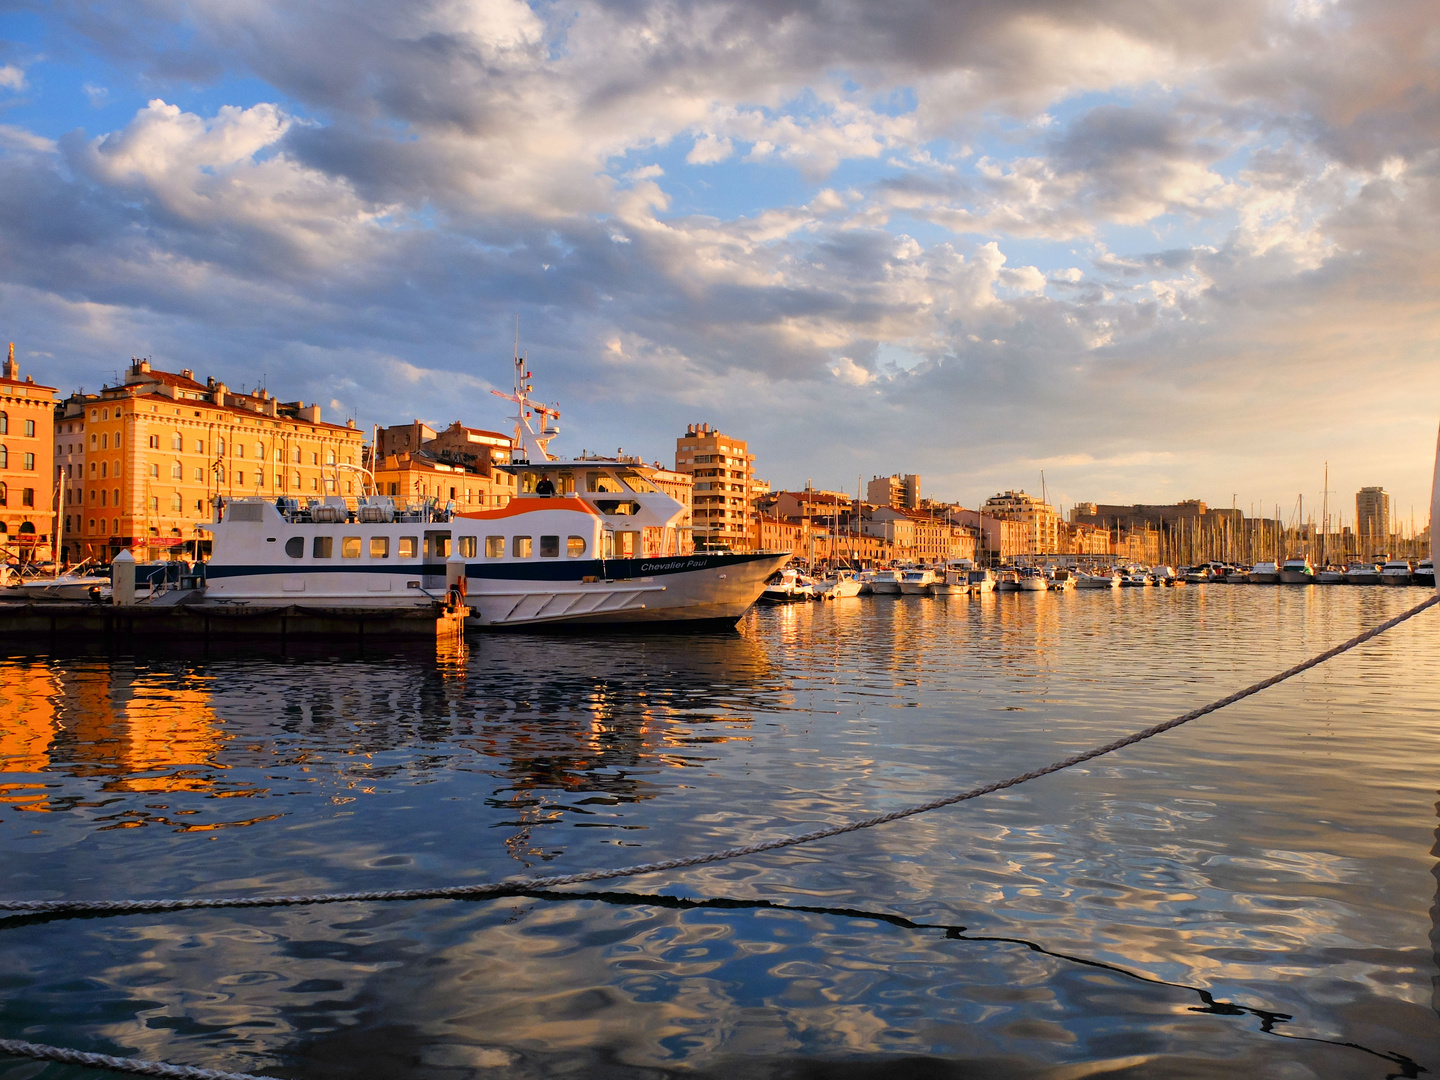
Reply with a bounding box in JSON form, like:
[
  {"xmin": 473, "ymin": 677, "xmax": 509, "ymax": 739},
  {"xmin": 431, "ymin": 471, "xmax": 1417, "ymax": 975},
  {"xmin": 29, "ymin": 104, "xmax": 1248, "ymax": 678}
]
[
  {"xmin": 0, "ymin": 64, "xmax": 26, "ymax": 91},
  {"xmin": 0, "ymin": 0, "xmax": 1437, "ymax": 512}
]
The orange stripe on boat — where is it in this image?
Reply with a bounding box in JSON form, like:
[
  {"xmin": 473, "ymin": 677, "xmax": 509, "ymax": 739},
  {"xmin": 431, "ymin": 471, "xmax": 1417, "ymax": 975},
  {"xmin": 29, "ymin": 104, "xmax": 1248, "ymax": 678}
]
[{"xmin": 455, "ymin": 496, "xmax": 602, "ymax": 521}]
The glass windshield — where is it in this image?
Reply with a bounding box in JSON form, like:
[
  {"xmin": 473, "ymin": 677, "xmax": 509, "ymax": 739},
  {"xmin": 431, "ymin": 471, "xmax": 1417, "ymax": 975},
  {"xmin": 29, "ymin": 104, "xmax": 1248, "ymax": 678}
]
[
  {"xmin": 619, "ymin": 471, "xmax": 659, "ymax": 493},
  {"xmin": 586, "ymin": 472, "xmax": 625, "ymax": 493}
]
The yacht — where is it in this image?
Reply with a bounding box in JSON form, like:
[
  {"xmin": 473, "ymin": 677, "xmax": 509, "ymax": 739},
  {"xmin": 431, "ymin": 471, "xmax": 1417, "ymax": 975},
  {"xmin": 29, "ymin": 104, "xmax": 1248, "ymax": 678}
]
[
  {"xmin": 1017, "ymin": 567, "xmax": 1049, "ymax": 592},
  {"xmin": 965, "ymin": 568, "xmax": 997, "ymax": 593},
  {"xmin": 1279, "ymin": 557, "xmax": 1315, "ymax": 584},
  {"xmin": 1150, "ymin": 565, "xmax": 1177, "ymax": 585},
  {"xmin": 7, "ymin": 568, "xmax": 112, "ymax": 602},
  {"xmin": 899, "ymin": 567, "xmax": 937, "ymax": 595},
  {"xmin": 1344, "ymin": 561, "xmax": 1381, "ymax": 585},
  {"xmin": 1119, "ymin": 567, "xmax": 1152, "ymax": 587},
  {"xmin": 934, "ymin": 561, "xmax": 972, "ymax": 595},
  {"xmin": 202, "ymin": 359, "xmax": 787, "ymax": 628},
  {"xmin": 761, "ymin": 567, "xmax": 815, "ymax": 603},
  {"xmin": 1183, "ymin": 565, "xmax": 1213, "ymax": 584},
  {"xmin": 1379, "ymin": 559, "xmax": 1414, "ymax": 586},
  {"xmin": 995, "ymin": 569, "xmax": 1021, "ymax": 592},
  {"xmin": 815, "ymin": 569, "xmax": 864, "ymax": 599},
  {"xmin": 1224, "ymin": 566, "xmax": 1252, "ymax": 584},
  {"xmin": 869, "ymin": 568, "xmax": 902, "ymax": 595},
  {"xmin": 1415, "ymin": 558, "xmax": 1435, "ymax": 588},
  {"xmin": 1248, "ymin": 561, "xmax": 1281, "ymax": 584},
  {"xmin": 1315, "ymin": 566, "xmax": 1347, "ymax": 584},
  {"xmin": 1075, "ymin": 569, "xmax": 1120, "ymax": 589},
  {"xmin": 1046, "ymin": 567, "xmax": 1077, "ymax": 590}
]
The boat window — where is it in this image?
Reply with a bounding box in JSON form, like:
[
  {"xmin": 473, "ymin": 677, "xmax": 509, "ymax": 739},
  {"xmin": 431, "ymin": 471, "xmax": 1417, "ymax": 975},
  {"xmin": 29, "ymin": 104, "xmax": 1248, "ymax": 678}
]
[
  {"xmin": 513, "ymin": 536, "xmax": 532, "ymax": 558},
  {"xmin": 485, "ymin": 536, "xmax": 504, "ymax": 558},
  {"xmin": 601, "ymin": 530, "xmax": 614, "ymax": 559},
  {"xmin": 459, "ymin": 536, "xmax": 477, "ymax": 558},
  {"xmin": 519, "ymin": 471, "xmax": 539, "ymax": 494},
  {"xmin": 312, "ymin": 536, "xmax": 333, "ymax": 559},
  {"xmin": 370, "ymin": 537, "xmax": 389, "ymax": 558},
  {"xmin": 341, "ymin": 537, "xmax": 361, "ymax": 558},
  {"xmin": 595, "ymin": 499, "xmax": 641, "ymax": 516},
  {"xmin": 285, "ymin": 537, "xmax": 303, "ymax": 559},
  {"xmin": 586, "ymin": 472, "xmax": 625, "ymax": 493},
  {"xmin": 540, "ymin": 535, "xmax": 560, "ymax": 558},
  {"xmin": 398, "ymin": 536, "xmax": 418, "ymax": 559},
  {"xmin": 619, "ymin": 471, "xmax": 659, "ymax": 493},
  {"xmin": 425, "ymin": 534, "xmax": 451, "ymax": 559},
  {"xmin": 554, "ymin": 472, "xmax": 575, "ymax": 494},
  {"xmin": 567, "ymin": 536, "xmax": 586, "ymax": 558},
  {"xmin": 619, "ymin": 531, "xmax": 636, "ymax": 557}
]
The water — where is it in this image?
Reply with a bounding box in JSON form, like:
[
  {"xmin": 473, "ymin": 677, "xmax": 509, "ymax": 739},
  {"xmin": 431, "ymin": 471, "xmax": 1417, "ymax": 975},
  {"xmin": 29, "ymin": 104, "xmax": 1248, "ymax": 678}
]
[{"xmin": 1, "ymin": 586, "xmax": 1437, "ymax": 1079}]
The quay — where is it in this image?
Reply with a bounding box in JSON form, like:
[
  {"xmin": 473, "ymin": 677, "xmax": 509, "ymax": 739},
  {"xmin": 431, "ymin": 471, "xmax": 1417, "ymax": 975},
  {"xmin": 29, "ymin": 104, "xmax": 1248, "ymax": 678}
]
[{"xmin": 0, "ymin": 597, "xmax": 468, "ymax": 642}]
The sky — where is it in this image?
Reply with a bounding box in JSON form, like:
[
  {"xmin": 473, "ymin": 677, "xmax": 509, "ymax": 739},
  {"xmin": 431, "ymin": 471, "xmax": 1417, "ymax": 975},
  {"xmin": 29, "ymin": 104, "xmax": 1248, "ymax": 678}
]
[{"xmin": 1, "ymin": 0, "xmax": 1437, "ymax": 528}]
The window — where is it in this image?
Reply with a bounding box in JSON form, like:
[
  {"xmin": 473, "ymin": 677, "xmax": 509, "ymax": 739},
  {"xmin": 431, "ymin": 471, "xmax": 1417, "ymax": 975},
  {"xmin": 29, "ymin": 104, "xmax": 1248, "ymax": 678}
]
[
  {"xmin": 216, "ymin": 438, "xmax": 226, "ymax": 456},
  {"xmin": 236, "ymin": 471, "xmax": 244, "ymax": 486},
  {"xmin": 285, "ymin": 537, "xmax": 304, "ymax": 558},
  {"xmin": 256, "ymin": 470, "xmax": 264, "ymax": 486},
  {"xmin": 293, "ymin": 471, "xmax": 301, "ymax": 488},
  {"xmin": 459, "ymin": 536, "xmax": 477, "ymax": 558},
  {"xmin": 512, "ymin": 536, "xmax": 532, "ymax": 558},
  {"xmin": 327, "ymin": 451, "xmax": 335, "ymax": 465},
  {"xmin": 398, "ymin": 536, "xmax": 418, "ymax": 559},
  {"xmin": 22, "ymin": 488, "xmax": 34, "ymax": 507},
  {"xmin": 0, "ymin": 482, "xmax": 6, "ymax": 505},
  {"xmin": 172, "ymin": 433, "xmax": 183, "ymax": 450},
  {"xmin": 149, "ymin": 463, "xmax": 159, "ymax": 478},
  {"xmin": 586, "ymin": 472, "xmax": 625, "ymax": 493},
  {"xmin": 100, "ymin": 433, "xmax": 108, "ymax": 449},
  {"xmin": 341, "ymin": 536, "xmax": 361, "ymax": 558},
  {"xmin": 64, "ymin": 515, "xmax": 70, "ymax": 532},
  {"xmin": 148, "ymin": 495, "xmax": 158, "ymax": 511},
  {"xmin": 0, "ymin": 446, "xmax": 6, "ymax": 468},
  {"xmin": 171, "ymin": 495, "xmax": 182, "ymax": 512},
  {"xmin": 567, "ymin": 536, "xmax": 587, "ymax": 558},
  {"xmin": 24, "ymin": 419, "xmax": 35, "ymax": 437},
  {"xmin": 148, "ymin": 434, "xmax": 159, "ymax": 448},
  {"xmin": 485, "ymin": 536, "xmax": 505, "ymax": 558},
  {"xmin": 194, "ymin": 467, "xmax": 204, "ymax": 481},
  {"xmin": 89, "ymin": 461, "xmax": 95, "ymax": 477},
  {"xmin": 99, "ymin": 462, "xmax": 107, "ymax": 478},
  {"xmin": 195, "ymin": 439, "xmax": 204, "ymax": 453},
  {"xmin": 256, "ymin": 443, "xmax": 264, "ymax": 459},
  {"xmin": 369, "ymin": 536, "xmax": 389, "ymax": 558},
  {"xmin": 90, "ymin": 409, "xmax": 97, "ymax": 421},
  {"xmin": 540, "ymin": 535, "xmax": 560, "ymax": 558},
  {"xmin": 101, "ymin": 408, "xmax": 109, "ymax": 420},
  {"xmin": 0, "ymin": 412, "xmax": 5, "ymax": 434},
  {"xmin": 194, "ymin": 500, "xmax": 204, "ymax": 512},
  {"xmin": 172, "ymin": 462, "xmax": 183, "ymax": 479},
  {"xmin": 234, "ymin": 442, "xmax": 244, "ymax": 459},
  {"xmin": 312, "ymin": 536, "xmax": 333, "ymax": 558},
  {"xmin": 215, "ymin": 466, "xmax": 225, "ymax": 483},
  {"xmin": 293, "ymin": 448, "xmax": 301, "ymax": 464},
  {"xmin": 309, "ymin": 477, "xmax": 318, "ymax": 491},
  {"xmin": 619, "ymin": 531, "xmax": 636, "ymax": 557},
  {"xmin": 89, "ymin": 433, "xmax": 97, "ymax": 449},
  {"xmin": 310, "ymin": 452, "xmax": 319, "ymax": 465},
  {"xmin": 274, "ymin": 447, "xmax": 282, "ymax": 462},
  {"xmin": 65, "ymin": 488, "xmax": 72, "ymax": 504},
  {"xmin": 88, "ymin": 517, "xmax": 95, "ymax": 531}
]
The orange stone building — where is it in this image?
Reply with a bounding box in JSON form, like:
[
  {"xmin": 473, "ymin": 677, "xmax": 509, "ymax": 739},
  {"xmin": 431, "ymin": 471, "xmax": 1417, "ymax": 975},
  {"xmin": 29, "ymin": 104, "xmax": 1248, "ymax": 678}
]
[{"xmin": 0, "ymin": 345, "xmax": 57, "ymax": 565}]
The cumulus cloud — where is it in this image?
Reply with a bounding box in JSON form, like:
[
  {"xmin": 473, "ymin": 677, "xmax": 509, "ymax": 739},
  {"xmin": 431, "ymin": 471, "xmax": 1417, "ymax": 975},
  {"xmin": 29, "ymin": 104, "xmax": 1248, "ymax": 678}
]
[{"xmin": 1, "ymin": 0, "xmax": 1437, "ymax": 510}]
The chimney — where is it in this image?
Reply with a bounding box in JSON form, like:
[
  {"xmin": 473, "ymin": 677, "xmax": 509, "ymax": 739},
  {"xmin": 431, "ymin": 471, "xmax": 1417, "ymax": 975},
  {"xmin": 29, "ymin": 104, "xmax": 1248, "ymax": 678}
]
[
  {"xmin": 3, "ymin": 342, "xmax": 16, "ymax": 382},
  {"xmin": 180, "ymin": 368, "xmax": 194, "ymax": 380}
]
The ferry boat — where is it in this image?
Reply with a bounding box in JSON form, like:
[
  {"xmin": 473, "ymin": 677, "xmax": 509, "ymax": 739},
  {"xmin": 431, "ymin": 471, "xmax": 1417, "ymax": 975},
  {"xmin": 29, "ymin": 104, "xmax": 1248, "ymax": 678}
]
[{"xmin": 202, "ymin": 358, "xmax": 788, "ymax": 628}]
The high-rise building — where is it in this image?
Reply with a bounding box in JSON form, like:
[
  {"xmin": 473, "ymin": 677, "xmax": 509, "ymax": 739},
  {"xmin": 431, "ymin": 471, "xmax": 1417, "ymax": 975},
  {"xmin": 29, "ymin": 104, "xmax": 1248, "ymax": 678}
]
[
  {"xmin": 0, "ymin": 344, "xmax": 57, "ymax": 564},
  {"xmin": 983, "ymin": 489, "xmax": 1060, "ymax": 554},
  {"xmin": 675, "ymin": 423, "xmax": 755, "ymax": 550},
  {"xmin": 57, "ymin": 360, "xmax": 366, "ymax": 563},
  {"xmin": 1355, "ymin": 486, "xmax": 1390, "ymax": 554},
  {"xmin": 867, "ymin": 473, "xmax": 920, "ymax": 509}
]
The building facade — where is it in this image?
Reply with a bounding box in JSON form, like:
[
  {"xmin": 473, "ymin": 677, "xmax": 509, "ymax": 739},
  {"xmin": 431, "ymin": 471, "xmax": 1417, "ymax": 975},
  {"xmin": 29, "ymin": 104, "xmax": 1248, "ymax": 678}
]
[
  {"xmin": 58, "ymin": 360, "xmax": 366, "ymax": 563},
  {"xmin": 867, "ymin": 474, "xmax": 920, "ymax": 510},
  {"xmin": 675, "ymin": 423, "xmax": 755, "ymax": 550},
  {"xmin": 983, "ymin": 490, "xmax": 1060, "ymax": 554},
  {"xmin": 1355, "ymin": 486, "xmax": 1390, "ymax": 554},
  {"xmin": 371, "ymin": 421, "xmax": 516, "ymax": 509},
  {"xmin": 1, "ymin": 346, "xmax": 57, "ymax": 564}
]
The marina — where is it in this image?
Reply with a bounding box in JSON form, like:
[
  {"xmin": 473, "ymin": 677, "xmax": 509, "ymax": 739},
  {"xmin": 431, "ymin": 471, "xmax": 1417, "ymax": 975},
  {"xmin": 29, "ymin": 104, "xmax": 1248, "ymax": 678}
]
[{"xmin": 1, "ymin": 585, "xmax": 1437, "ymax": 1078}]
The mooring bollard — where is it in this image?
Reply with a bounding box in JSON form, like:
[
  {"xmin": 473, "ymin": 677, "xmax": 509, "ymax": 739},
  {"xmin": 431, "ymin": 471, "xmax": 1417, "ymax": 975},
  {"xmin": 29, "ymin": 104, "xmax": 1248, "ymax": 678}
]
[
  {"xmin": 445, "ymin": 552, "xmax": 467, "ymax": 608},
  {"xmin": 110, "ymin": 550, "xmax": 137, "ymax": 607}
]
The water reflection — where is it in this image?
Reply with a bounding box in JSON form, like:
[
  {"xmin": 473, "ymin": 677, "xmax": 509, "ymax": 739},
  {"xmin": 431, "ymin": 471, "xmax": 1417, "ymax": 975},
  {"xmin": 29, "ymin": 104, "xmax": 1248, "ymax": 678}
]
[{"xmin": 1, "ymin": 589, "xmax": 1439, "ymax": 1078}]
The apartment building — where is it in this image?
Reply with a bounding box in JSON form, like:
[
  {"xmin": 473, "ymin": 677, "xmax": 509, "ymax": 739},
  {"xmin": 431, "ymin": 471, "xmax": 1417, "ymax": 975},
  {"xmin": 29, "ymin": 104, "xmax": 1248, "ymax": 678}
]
[
  {"xmin": 372, "ymin": 421, "xmax": 517, "ymax": 509},
  {"xmin": 1355, "ymin": 486, "xmax": 1390, "ymax": 553},
  {"xmin": 0, "ymin": 345, "xmax": 57, "ymax": 563},
  {"xmin": 57, "ymin": 360, "xmax": 366, "ymax": 562},
  {"xmin": 867, "ymin": 473, "xmax": 920, "ymax": 510},
  {"xmin": 675, "ymin": 423, "xmax": 755, "ymax": 550},
  {"xmin": 983, "ymin": 490, "xmax": 1060, "ymax": 554}
]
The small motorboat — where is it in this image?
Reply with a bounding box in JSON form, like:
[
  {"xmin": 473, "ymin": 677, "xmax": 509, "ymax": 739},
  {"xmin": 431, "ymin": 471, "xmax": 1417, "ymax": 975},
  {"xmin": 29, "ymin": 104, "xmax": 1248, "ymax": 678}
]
[
  {"xmin": 1075, "ymin": 570, "xmax": 1120, "ymax": 589},
  {"xmin": 1343, "ymin": 561, "xmax": 1380, "ymax": 584},
  {"xmin": 1278, "ymin": 557, "xmax": 1315, "ymax": 584},
  {"xmin": 815, "ymin": 569, "xmax": 864, "ymax": 599},
  {"xmin": 1315, "ymin": 566, "xmax": 1347, "ymax": 584},
  {"xmin": 1379, "ymin": 559, "xmax": 1414, "ymax": 586},
  {"xmin": 965, "ymin": 568, "xmax": 997, "ymax": 593},
  {"xmin": 869, "ymin": 569, "xmax": 902, "ymax": 595},
  {"xmin": 1414, "ymin": 558, "xmax": 1435, "ymax": 588},
  {"xmin": 1018, "ymin": 567, "xmax": 1049, "ymax": 592},
  {"xmin": 899, "ymin": 568, "xmax": 937, "ymax": 596},
  {"xmin": 1249, "ymin": 561, "xmax": 1280, "ymax": 584},
  {"xmin": 761, "ymin": 568, "xmax": 814, "ymax": 603}
]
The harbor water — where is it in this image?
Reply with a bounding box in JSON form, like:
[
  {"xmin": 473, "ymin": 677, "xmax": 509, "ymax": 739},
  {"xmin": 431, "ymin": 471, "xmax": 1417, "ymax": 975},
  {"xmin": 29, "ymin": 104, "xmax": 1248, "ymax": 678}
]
[{"xmin": 1, "ymin": 586, "xmax": 1438, "ymax": 1078}]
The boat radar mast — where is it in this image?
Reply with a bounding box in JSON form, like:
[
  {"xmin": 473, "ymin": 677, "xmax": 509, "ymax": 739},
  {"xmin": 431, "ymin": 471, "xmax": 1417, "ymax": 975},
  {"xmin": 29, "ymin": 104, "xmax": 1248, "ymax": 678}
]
[{"xmin": 490, "ymin": 348, "xmax": 561, "ymax": 464}]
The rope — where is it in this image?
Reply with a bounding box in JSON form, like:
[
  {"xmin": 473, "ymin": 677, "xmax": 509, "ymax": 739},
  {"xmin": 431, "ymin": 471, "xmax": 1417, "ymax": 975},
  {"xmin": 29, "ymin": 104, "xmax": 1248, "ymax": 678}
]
[
  {"xmin": 4, "ymin": 594, "xmax": 1432, "ymax": 918},
  {"xmin": 0, "ymin": 1038, "xmax": 277, "ymax": 1080}
]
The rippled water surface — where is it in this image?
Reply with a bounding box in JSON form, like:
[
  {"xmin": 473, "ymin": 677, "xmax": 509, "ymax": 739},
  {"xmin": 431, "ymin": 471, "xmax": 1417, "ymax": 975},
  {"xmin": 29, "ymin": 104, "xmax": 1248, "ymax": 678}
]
[{"xmin": 2, "ymin": 586, "xmax": 1438, "ymax": 1079}]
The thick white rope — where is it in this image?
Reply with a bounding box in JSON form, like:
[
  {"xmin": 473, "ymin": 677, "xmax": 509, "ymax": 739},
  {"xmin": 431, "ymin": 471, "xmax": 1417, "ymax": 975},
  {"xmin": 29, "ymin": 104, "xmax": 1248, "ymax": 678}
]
[
  {"xmin": 0, "ymin": 1038, "xmax": 274, "ymax": 1080},
  {"xmin": 4, "ymin": 594, "xmax": 1433, "ymax": 918}
]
